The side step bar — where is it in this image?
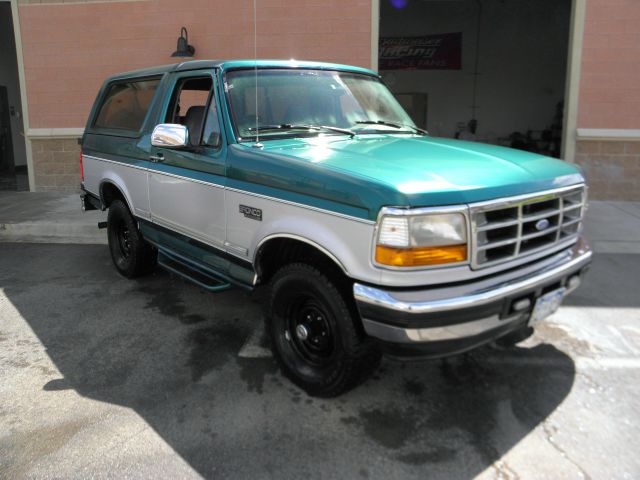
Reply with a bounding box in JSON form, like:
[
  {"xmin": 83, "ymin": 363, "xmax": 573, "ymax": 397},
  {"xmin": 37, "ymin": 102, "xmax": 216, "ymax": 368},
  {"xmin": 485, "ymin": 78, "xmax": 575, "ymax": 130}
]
[{"xmin": 157, "ymin": 246, "xmax": 232, "ymax": 293}]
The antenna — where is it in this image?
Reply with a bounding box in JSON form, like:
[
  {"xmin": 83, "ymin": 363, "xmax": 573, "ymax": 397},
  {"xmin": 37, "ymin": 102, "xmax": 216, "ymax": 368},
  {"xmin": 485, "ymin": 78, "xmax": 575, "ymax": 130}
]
[{"xmin": 252, "ymin": 0, "xmax": 263, "ymax": 148}]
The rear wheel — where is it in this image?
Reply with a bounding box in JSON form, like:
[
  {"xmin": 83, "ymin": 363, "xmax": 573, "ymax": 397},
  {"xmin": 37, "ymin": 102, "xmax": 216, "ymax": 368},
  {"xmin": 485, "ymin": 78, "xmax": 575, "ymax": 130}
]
[
  {"xmin": 107, "ymin": 199, "xmax": 156, "ymax": 278},
  {"xmin": 265, "ymin": 263, "xmax": 381, "ymax": 397}
]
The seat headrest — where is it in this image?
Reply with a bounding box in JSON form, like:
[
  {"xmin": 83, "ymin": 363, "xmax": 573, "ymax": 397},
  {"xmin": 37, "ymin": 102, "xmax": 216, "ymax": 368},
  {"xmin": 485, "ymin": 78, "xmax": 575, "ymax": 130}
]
[{"xmin": 184, "ymin": 105, "xmax": 206, "ymax": 146}]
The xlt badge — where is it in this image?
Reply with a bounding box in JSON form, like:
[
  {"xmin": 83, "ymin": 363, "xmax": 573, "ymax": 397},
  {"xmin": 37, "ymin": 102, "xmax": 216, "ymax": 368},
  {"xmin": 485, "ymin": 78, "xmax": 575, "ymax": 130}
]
[{"xmin": 239, "ymin": 204, "xmax": 262, "ymax": 221}]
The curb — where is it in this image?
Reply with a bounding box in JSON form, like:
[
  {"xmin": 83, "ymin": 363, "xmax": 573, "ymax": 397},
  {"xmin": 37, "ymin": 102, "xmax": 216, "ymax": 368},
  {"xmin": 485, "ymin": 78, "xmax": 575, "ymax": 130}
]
[{"xmin": 0, "ymin": 222, "xmax": 107, "ymax": 245}]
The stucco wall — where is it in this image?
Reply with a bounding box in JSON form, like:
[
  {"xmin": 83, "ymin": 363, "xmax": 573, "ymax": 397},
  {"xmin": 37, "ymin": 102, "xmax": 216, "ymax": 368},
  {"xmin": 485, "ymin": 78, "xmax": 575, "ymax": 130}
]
[
  {"xmin": 575, "ymin": 140, "xmax": 640, "ymax": 200},
  {"xmin": 31, "ymin": 138, "xmax": 79, "ymax": 193}
]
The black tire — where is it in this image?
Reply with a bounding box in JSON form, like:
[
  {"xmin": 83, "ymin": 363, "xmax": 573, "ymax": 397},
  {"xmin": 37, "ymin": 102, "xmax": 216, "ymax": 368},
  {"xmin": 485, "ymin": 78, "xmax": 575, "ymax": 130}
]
[
  {"xmin": 265, "ymin": 263, "xmax": 381, "ymax": 397},
  {"xmin": 107, "ymin": 199, "xmax": 156, "ymax": 278}
]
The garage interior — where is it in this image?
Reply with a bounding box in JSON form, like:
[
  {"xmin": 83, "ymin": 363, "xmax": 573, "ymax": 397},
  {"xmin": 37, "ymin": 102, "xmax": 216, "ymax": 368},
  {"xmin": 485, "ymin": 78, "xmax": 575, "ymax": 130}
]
[
  {"xmin": 0, "ymin": 1, "xmax": 27, "ymax": 191},
  {"xmin": 379, "ymin": 0, "xmax": 572, "ymax": 159}
]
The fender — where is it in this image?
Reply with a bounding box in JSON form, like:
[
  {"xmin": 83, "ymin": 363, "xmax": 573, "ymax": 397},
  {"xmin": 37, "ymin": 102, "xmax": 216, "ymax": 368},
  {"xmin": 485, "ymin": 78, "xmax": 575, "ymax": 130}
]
[
  {"xmin": 255, "ymin": 232, "xmax": 349, "ymax": 275},
  {"xmin": 99, "ymin": 176, "xmax": 134, "ymax": 213},
  {"xmin": 250, "ymin": 213, "xmax": 379, "ymax": 283},
  {"xmin": 98, "ymin": 169, "xmax": 148, "ymax": 220}
]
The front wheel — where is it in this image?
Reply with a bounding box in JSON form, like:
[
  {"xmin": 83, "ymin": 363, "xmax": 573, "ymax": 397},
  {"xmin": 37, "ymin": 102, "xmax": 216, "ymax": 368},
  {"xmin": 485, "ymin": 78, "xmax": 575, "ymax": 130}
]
[
  {"xmin": 107, "ymin": 199, "xmax": 156, "ymax": 278},
  {"xmin": 265, "ymin": 263, "xmax": 381, "ymax": 397}
]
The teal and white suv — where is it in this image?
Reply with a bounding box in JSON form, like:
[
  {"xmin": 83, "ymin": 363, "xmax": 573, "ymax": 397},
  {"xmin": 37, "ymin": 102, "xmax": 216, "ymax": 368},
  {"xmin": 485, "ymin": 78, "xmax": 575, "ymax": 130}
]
[{"xmin": 80, "ymin": 60, "xmax": 591, "ymax": 396}]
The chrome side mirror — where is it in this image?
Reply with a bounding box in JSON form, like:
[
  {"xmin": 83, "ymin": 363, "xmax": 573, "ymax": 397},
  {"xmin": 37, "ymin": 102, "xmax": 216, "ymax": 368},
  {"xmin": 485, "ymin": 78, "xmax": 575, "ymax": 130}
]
[{"xmin": 151, "ymin": 123, "xmax": 189, "ymax": 148}]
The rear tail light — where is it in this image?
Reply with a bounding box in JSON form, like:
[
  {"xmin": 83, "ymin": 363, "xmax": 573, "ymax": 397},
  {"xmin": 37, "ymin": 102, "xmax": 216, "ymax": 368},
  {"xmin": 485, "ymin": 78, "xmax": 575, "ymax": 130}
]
[{"xmin": 79, "ymin": 148, "xmax": 84, "ymax": 182}]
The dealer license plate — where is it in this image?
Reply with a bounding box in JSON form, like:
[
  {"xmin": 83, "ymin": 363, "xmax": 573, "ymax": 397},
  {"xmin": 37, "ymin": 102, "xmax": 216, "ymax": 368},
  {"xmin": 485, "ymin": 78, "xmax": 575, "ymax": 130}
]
[{"xmin": 529, "ymin": 288, "xmax": 566, "ymax": 325}]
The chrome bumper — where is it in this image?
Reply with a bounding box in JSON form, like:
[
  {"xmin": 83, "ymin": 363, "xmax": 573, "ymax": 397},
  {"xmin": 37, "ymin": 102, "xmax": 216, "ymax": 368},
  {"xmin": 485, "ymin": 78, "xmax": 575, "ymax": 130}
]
[{"xmin": 353, "ymin": 237, "xmax": 592, "ymax": 347}]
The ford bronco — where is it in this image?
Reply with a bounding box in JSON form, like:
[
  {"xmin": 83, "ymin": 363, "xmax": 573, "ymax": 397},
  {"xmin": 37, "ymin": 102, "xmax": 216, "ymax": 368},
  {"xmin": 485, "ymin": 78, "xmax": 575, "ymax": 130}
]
[{"xmin": 80, "ymin": 60, "xmax": 591, "ymax": 396}]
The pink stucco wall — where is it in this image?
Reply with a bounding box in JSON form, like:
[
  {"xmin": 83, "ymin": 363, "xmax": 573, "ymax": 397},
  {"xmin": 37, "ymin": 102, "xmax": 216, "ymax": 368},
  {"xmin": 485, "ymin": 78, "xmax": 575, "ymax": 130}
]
[
  {"xmin": 578, "ymin": 0, "xmax": 640, "ymax": 129},
  {"xmin": 19, "ymin": 0, "xmax": 372, "ymax": 129}
]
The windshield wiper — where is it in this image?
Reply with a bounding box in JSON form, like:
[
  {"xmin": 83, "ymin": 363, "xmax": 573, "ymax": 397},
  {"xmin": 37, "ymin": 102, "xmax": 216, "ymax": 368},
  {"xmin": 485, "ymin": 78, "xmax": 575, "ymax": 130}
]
[
  {"xmin": 247, "ymin": 124, "xmax": 355, "ymax": 138},
  {"xmin": 355, "ymin": 120, "xmax": 428, "ymax": 135}
]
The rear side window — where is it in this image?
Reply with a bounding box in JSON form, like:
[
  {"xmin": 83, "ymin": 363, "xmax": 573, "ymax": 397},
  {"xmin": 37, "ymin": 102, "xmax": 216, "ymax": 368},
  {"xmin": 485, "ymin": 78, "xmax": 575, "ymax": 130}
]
[{"xmin": 93, "ymin": 78, "xmax": 160, "ymax": 131}]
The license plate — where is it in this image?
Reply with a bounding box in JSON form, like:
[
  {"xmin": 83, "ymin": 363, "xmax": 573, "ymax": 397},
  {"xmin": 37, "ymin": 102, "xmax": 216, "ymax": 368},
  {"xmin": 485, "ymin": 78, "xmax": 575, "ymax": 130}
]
[{"xmin": 529, "ymin": 288, "xmax": 566, "ymax": 325}]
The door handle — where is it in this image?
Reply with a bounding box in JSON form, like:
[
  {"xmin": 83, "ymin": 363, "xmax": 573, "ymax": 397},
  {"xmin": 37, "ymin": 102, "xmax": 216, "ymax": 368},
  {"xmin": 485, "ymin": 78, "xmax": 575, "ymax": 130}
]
[{"xmin": 149, "ymin": 153, "xmax": 164, "ymax": 163}]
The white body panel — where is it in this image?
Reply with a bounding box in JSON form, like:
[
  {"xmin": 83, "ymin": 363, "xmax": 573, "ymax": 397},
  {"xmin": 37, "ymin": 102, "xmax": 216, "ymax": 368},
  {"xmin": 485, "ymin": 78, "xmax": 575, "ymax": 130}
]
[
  {"xmin": 83, "ymin": 155, "xmax": 579, "ymax": 288},
  {"xmin": 148, "ymin": 171, "xmax": 226, "ymax": 248},
  {"xmin": 83, "ymin": 155, "xmax": 150, "ymax": 220},
  {"xmin": 225, "ymin": 188, "xmax": 379, "ymax": 283}
]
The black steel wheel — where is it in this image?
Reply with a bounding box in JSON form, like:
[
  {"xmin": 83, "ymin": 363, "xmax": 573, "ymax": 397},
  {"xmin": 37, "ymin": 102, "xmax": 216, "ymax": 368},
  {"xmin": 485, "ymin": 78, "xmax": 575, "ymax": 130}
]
[
  {"xmin": 107, "ymin": 199, "xmax": 156, "ymax": 278},
  {"xmin": 266, "ymin": 263, "xmax": 381, "ymax": 397}
]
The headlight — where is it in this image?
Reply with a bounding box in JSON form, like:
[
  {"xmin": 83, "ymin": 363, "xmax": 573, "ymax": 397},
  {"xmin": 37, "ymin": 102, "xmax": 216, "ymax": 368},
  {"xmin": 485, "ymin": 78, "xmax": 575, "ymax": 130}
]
[{"xmin": 376, "ymin": 212, "xmax": 468, "ymax": 267}]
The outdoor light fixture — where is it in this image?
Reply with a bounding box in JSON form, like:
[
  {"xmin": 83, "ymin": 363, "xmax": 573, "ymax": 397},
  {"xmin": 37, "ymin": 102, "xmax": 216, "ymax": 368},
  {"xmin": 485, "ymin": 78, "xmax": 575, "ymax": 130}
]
[
  {"xmin": 389, "ymin": 0, "xmax": 409, "ymax": 8},
  {"xmin": 171, "ymin": 27, "xmax": 195, "ymax": 57}
]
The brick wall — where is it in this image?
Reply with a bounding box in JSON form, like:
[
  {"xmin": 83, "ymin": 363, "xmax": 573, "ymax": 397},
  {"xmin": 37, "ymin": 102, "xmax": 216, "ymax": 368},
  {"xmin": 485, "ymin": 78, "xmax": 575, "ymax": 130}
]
[
  {"xmin": 579, "ymin": 0, "xmax": 640, "ymax": 129},
  {"xmin": 575, "ymin": 140, "xmax": 640, "ymax": 200},
  {"xmin": 575, "ymin": 0, "xmax": 640, "ymax": 200},
  {"xmin": 31, "ymin": 138, "xmax": 80, "ymax": 193},
  {"xmin": 19, "ymin": 0, "xmax": 372, "ymax": 129},
  {"xmin": 18, "ymin": 0, "xmax": 372, "ymax": 191}
]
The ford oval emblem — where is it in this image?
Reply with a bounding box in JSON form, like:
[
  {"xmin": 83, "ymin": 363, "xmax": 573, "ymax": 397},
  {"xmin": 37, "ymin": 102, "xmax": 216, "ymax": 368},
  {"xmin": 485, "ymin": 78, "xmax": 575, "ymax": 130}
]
[{"xmin": 535, "ymin": 218, "xmax": 550, "ymax": 231}]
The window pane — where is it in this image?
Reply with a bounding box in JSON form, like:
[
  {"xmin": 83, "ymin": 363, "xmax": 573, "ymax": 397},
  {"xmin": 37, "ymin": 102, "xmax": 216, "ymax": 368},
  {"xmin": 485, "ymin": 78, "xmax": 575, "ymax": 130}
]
[
  {"xmin": 94, "ymin": 79, "xmax": 160, "ymax": 131},
  {"xmin": 167, "ymin": 76, "xmax": 212, "ymax": 123},
  {"xmin": 202, "ymin": 97, "xmax": 221, "ymax": 147},
  {"xmin": 166, "ymin": 77, "xmax": 213, "ymax": 146},
  {"xmin": 225, "ymin": 69, "xmax": 414, "ymax": 139}
]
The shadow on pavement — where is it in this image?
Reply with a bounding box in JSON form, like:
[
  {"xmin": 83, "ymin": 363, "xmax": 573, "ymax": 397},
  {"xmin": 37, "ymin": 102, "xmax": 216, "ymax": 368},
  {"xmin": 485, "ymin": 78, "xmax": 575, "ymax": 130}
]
[{"xmin": 0, "ymin": 244, "xmax": 577, "ymax": 479}]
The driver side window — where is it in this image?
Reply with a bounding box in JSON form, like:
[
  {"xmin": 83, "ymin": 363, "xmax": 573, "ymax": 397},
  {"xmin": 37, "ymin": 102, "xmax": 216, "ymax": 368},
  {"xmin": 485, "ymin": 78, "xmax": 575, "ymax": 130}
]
[{"xmin": 166, "ymin": 76, "xmax": 221, "ymax": 148}]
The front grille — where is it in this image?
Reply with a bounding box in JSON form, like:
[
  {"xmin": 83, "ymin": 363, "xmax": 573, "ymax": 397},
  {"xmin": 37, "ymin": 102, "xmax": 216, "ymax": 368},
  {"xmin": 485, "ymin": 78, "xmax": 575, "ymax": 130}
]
[{"xmin": 471, "ymin": 185, "xmax": 586, "ymax": 269}]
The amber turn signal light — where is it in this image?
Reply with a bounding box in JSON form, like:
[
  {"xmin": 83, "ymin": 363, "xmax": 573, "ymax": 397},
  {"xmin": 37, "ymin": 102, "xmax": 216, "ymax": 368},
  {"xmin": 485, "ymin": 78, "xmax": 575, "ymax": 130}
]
[{"xmin": 375, "ymin": 244, "xmax": 467, "ymax": 267}]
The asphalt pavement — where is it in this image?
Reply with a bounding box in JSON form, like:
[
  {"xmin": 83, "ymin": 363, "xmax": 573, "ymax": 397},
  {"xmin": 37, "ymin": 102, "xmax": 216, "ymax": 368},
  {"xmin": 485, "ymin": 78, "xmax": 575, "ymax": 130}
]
[{"xmin": 0, "ymin": 196, "xmax": 640, "ymax": 479}]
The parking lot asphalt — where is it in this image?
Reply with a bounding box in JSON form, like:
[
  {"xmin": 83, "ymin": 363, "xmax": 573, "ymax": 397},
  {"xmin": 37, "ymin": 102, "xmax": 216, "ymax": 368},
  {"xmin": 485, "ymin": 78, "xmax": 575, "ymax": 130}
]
[{"xmin": 1, "ymin": 243, "xmax": 639, "ymax": 479}]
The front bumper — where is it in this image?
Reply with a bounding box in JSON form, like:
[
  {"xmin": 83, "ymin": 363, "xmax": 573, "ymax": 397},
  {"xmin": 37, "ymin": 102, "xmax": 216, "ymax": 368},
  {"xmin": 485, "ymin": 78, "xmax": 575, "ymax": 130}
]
[{"xmin": 353, "ymin": 237, "xmax": 592, "ymax": 357}]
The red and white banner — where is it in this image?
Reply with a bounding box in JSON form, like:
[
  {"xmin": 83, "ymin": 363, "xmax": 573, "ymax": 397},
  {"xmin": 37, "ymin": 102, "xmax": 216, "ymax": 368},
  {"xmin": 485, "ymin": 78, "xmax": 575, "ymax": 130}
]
[{"xmin": 379, "ymin": 33, "xmax": 462, "ymax": 70}]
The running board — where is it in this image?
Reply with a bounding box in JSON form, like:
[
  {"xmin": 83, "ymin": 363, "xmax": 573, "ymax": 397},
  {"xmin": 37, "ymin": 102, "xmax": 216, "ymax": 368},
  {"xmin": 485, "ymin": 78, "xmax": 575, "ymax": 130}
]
[{"xmin": 157, "ymin": 247, "xmax": 232, "ymax": 292}]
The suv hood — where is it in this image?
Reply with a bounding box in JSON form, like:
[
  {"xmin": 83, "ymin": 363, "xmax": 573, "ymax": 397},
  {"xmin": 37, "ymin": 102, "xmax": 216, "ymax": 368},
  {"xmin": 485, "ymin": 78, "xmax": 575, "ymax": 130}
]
[{"xmin": 232, "ymin": 134, "xmax": 584, "ymax": 220}]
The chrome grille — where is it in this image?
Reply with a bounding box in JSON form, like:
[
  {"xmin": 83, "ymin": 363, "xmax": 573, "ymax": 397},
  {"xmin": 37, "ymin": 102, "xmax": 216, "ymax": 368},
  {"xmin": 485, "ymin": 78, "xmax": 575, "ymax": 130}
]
[{"xmin": 471, "ymin": 185, "xmax": 586, "ymax": 269}]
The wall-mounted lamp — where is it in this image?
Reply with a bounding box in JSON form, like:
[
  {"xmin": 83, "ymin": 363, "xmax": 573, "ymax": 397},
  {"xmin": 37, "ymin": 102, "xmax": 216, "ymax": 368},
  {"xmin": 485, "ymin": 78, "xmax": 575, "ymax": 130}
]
[
  {"xmin": 171, "ymin": 27, "xmax": 196, "ymax": 57},
  {"xmin": 389, "ymin": 0, "xmax": 409, "ymax": 9}
]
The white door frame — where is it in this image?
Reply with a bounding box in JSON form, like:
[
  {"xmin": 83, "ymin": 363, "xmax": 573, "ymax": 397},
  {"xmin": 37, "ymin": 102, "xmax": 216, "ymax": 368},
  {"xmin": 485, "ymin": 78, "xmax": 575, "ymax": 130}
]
[
  {"xmin": 370, "ymin": 0, "xmax": 586, "ymax": 163},
  {"xmin": 371, "ymin": 0, "xmax": 380, "ymax": 72},
  {"xmin": 561, "ymin": 0, "xmax": 586, "ymax": 162}
]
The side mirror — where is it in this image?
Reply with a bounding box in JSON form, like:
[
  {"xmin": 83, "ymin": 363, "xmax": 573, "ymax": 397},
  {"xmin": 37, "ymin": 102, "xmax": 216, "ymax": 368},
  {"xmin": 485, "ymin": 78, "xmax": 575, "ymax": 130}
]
[{"xmin": 151, "ymin": 123, "xmax": 189, "ymax": 148}]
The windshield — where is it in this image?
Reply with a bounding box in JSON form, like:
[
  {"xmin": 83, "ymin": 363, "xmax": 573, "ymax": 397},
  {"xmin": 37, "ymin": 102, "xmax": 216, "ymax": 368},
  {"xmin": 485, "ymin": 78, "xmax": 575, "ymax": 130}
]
[{"xmin": 224, "ymin": 68, "xmax": 416, "ymax": 140}]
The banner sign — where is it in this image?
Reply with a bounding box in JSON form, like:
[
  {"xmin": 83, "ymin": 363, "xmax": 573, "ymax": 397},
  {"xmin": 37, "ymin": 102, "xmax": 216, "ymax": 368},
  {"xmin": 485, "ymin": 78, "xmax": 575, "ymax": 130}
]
[{"xmin": 379, "ymin": 33, "xmax": 462, "ymax": 70}]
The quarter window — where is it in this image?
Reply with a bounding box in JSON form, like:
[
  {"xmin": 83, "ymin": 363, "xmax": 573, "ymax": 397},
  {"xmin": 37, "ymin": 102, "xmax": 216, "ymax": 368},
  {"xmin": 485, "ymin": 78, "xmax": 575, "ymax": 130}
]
[
  {"xmin": 94, "ymin": 78, "xmax": 160, "ymax": 131},
  {"xmin": 202, "ymin": 95, "xmax": 221, "ymax": 147}
]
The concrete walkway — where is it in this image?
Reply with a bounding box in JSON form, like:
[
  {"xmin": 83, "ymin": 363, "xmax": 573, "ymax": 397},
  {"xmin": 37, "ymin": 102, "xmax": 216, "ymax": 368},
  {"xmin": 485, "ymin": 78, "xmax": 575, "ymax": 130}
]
[
  {"xmin": 0, "ymin": 191, "xmax": 639, "ymax": 252},
  {"xmin": 582, "ymin": 201, "xmax": 640, "ymax": 253},
  {"xmin": 0, "ymin": 192, "xmax": 106, "ymax": 244}
]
